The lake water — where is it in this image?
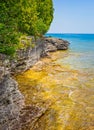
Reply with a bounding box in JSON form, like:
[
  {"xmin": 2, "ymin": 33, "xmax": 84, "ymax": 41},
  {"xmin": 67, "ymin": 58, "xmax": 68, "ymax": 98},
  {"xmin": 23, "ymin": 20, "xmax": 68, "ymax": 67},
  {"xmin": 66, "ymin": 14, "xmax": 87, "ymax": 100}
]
[
  {"xmin": 46, "ymin": 33, "xmax": 94, "ymax": 71},
  {"xmin": 16, "ymin": 34, "xmax": 94, "ymax": 130}
]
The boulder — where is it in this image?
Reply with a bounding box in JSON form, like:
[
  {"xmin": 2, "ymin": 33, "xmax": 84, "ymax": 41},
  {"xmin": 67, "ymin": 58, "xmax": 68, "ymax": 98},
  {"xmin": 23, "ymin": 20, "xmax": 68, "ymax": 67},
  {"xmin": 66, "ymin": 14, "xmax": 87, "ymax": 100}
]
[{"xmin": 44, "ymin": 37, "xmax": 70, "ymax": 52}]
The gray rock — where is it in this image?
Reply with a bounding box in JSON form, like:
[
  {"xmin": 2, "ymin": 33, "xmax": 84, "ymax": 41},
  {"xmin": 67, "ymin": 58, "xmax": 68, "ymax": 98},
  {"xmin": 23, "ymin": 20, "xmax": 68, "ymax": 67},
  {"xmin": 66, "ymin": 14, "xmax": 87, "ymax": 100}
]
[
  {"xmin": 0, "ymin": 37, "xmax": 69, "ymax": 74},
  {"xmin": 44, "ymin": 37, "xmax": 70, "ymax": 51},
  {"xmin": 0, "ymin": 73, "xmax": 25, "ymax": 130},
  {"xmin": 10, "ymin": 39, "xmax": 45, "ymax": 74}
]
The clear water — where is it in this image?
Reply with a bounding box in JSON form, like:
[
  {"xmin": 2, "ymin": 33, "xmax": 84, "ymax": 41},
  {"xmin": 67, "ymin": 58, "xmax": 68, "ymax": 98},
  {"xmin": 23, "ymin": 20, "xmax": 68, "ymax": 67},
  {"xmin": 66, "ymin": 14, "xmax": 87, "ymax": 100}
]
[
  {"xmin": 16, "ymin": 34, "xmax": 94, "ymax": 130},
  {"xmin": 46, "ymin": 33, "xmax": 94, "ymax": 71}
]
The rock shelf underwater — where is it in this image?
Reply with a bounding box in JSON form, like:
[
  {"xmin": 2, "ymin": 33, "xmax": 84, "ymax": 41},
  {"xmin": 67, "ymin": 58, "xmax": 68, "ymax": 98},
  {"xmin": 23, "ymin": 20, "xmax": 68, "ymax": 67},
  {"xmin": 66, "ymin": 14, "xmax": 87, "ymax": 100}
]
[{"xmin": 16, "ymin": 51, "xmax": 94, "ymax": 130}]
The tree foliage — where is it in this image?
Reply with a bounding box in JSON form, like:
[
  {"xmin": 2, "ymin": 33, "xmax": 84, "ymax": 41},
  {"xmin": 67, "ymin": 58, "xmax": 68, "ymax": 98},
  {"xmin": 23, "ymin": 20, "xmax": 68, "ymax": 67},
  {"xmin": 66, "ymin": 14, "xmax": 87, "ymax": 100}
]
[{"xmin": 0, "ymin": 0, "xmax": 53, "ymax": 55}]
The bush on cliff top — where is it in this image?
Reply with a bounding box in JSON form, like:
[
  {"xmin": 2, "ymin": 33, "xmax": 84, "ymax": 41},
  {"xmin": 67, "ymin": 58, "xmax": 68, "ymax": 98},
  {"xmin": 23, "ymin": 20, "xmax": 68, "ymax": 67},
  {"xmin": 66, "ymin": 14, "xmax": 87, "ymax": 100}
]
[{"xmin": 0, "ymin": 0, "xmax": 53, "ymax": 55}]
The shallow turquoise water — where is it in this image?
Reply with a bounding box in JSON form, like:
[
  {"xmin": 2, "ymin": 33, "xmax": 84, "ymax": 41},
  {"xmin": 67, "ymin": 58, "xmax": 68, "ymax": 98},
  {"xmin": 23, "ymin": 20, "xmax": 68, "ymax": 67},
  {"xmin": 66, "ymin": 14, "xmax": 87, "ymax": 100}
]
[
  {"xmin": 46, "ymin": 33, "xmax": 94, "ymax": 71},
  {"xmin": 16, "ymin": 34, "xmax": 94, "ymax": 130}
]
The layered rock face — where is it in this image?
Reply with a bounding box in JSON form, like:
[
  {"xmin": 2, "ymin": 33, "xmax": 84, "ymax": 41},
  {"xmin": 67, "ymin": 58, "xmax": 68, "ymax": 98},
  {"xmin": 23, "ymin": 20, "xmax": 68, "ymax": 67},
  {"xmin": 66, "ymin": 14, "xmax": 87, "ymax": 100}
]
[
  {"xmin": 10, "ymin": 39, "xmax": 45, "ymax": 74},
  {"xmin": 0, "ymin": 67, "xmax": 24, "ymax": 130},
  {"xmin": 0, "ymin": 37, "xmax": 69, "ymax": 130},
  {"xmin": 0, "ymin": 37, "xmax": 69, "ymax": 74},
  {"xmin": 9, "ymin": 37, "xmax": 69, "ymax": 74}
]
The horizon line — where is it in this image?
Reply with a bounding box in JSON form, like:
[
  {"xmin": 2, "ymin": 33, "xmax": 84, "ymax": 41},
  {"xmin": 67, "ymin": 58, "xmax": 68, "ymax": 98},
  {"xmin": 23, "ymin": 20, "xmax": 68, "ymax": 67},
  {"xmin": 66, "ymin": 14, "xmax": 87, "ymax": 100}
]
[{"xmin": 46, "ymin": 33, "xmax": 94, "ymax": 34}]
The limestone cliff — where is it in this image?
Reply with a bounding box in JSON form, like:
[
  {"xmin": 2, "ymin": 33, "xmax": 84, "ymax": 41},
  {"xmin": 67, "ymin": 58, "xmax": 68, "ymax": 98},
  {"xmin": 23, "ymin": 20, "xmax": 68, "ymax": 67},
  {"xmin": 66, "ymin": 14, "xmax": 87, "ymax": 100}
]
[{"xmin": 0, "ymin": 37, "xmax": 69, "ymax": 130}]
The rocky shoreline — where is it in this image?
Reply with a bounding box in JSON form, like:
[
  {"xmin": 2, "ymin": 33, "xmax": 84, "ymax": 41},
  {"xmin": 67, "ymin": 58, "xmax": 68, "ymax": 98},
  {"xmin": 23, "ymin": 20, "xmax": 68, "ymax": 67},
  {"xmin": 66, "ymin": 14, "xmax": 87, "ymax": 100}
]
[{"xmin": 0, "ymin": 37, "xmax": 69, "ymax": 130}]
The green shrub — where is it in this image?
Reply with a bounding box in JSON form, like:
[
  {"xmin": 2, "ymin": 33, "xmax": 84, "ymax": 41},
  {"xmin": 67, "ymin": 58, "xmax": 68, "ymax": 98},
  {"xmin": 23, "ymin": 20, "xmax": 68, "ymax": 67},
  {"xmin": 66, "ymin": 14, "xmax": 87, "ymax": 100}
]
[
  {"xmin": 0, "ymin": 45, "xmax": 16, "ymax": 56},
  {"xmin": 0, "ymin": 0, "xmax": 53, "ymax": 55}
]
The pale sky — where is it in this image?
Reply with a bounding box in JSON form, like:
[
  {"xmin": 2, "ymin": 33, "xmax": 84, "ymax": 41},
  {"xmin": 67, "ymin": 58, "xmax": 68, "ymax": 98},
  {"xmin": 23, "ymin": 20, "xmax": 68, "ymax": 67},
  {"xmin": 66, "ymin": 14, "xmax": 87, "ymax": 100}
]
[{"xmin": 48, "ymin": 0, "xmax": 94, "ymax": 33}]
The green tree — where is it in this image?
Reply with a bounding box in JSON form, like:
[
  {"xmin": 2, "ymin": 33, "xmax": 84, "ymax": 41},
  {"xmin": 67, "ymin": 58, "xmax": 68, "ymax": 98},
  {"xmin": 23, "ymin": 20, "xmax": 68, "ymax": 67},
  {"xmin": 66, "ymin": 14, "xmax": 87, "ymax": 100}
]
[
  {"xmin": 0, "ymin": 0, "xmax": 53, "ymax": 55},
  {"xmin": 37, "ymin": 0, "xmax": 53, "ymax": 33}
]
